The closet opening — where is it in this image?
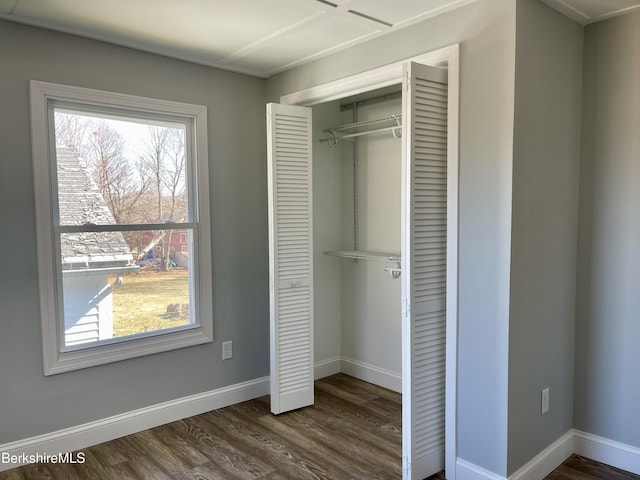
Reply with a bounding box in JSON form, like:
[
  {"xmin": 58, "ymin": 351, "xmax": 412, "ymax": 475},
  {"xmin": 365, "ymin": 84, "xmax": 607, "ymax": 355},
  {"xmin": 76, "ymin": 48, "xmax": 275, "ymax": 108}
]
[
  {"xmin": 313, "ymin": 84, "xmax": 404, "ymax": 394},
  {"xmin": 268, "ymin": 44, "xmax": 459, "ymax": 480}
]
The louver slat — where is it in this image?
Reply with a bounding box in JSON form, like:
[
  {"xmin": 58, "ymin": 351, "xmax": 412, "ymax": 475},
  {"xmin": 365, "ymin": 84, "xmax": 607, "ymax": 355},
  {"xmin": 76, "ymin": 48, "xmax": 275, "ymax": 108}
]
[
  {"xmin": 267, "ymin": 104, "xmax": 314, "ymax": 415},
  {"xmin": 404, "ymin": 63, "xmax": 448, "ymax": 479}
]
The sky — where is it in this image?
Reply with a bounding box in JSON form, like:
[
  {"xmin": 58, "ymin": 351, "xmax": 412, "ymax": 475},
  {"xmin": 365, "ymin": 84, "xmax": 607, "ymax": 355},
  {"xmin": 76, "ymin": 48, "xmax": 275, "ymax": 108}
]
[{"xmin": 56, "ymin": 109, "xmax": 185, "ymax": 160}]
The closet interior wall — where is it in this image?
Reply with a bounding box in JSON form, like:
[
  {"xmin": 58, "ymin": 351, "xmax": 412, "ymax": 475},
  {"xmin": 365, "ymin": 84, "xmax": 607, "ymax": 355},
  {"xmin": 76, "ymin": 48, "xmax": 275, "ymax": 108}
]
[
  {"xmin": 312, "ymin": 101, "xmax": 343, "ymax": 367},
  {"xmin": 312, "ymin": 90, "xmax": 403, "ymax": 390}
]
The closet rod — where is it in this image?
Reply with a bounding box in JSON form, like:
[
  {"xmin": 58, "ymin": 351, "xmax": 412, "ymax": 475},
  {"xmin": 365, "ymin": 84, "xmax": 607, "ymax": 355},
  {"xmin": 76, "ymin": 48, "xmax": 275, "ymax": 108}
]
[
  {"xmin": 326, "ymin": 114, "xmax": 401, "ymax": 133},
  {"xmin": 320, "ymin": 114, "xmax": 402, "ymax": 148},
  {"xmin": 319, "ymin": 125, "xmax": 402, "ymax": 146}
]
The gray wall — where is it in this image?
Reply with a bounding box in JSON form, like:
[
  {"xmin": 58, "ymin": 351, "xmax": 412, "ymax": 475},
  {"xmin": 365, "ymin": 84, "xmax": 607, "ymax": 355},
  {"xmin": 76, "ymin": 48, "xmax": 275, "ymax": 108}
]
[
  {"xmin": 574, "ymin": 10, "xmax": 640, "ymax": 449},
  {"xmin": 0, "ymin": 19, "xmax": 268, "ymax": 443},
  {"xmin": 508, "ymin": 0, "xmax": 583, "ymax": 473},
  {"xmin": 267, "ymin": 0, "xmax": 517, "ymax": 474}
]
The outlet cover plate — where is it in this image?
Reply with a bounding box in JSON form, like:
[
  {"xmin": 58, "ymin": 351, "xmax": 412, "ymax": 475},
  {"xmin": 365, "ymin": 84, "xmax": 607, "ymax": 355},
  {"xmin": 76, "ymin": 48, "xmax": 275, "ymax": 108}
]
[
  {"xmin": 541, "ymin": 387, "xmax": 549, "ymax": 415},
  {"xmin": 222, "ymin": 341, "xmax": 233, "ymax": 360}
]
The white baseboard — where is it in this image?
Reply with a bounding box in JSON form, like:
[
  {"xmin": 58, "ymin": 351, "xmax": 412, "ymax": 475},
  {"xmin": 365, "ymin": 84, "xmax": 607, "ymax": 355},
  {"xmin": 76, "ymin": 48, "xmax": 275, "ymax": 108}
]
[
  {"xmin": 0, "ymin": 376, "xmax": 269, "ymax": 473},
  {"xmin": 314, "ymin": 355, "xmax": 402, "ymax": 392},
  {"xmin": 340, "ymin": 357, "xmax": 402, "ymax": 392},
  {"xmin": 456, "ymin": 430, "xmax": 573, "ymax": 480},
  {"xmin": 314, "ymin": 356, "xmax": 341, "ymax": 379},
  {"xmin": 457, "ymin": 429, "xmax": 640, "ymax": 480},
  {"xmin": 508, "ymin": 430, "xmax": 573, "ymax": 480},
  {"xmin": 574, "ymin": 430, "xmax": 640, "ymax": 476},
  {"xmin": 456, "ymin": 458, "xmax": 504, "ymax": 480}
]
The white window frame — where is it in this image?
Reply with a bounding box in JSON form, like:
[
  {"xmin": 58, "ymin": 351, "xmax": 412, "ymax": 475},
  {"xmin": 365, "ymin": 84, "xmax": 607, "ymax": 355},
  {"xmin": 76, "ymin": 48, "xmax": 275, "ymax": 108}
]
[{"xmin": 30, "ymin": 80, "xmax": 213, "ymax": 375}]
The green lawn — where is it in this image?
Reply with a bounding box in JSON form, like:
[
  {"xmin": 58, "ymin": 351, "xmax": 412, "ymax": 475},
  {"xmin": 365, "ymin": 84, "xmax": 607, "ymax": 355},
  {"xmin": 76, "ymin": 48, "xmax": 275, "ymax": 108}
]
[{"xmin": 110, "ymin": 270, "xmax": 191, "ymax": 338}]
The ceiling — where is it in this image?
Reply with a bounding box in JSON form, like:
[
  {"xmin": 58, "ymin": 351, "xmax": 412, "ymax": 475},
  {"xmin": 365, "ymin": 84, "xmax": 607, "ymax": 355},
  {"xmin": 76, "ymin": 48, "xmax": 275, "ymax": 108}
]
[
  {"xmin": 542, "ymin": 0, "xmax": 640, "ymax": 24},
  {"xmin": 0, "ymin": 0, "xmax": 481, "ymax": 78},
  {"xmin": 2, "ymin": 0, "xmax": 640, "ymax": 78}
]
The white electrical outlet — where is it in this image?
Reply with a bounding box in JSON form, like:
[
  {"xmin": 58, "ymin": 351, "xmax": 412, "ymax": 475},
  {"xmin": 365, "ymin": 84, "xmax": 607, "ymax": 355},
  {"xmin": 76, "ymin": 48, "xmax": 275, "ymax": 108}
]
[
  {"xmin": 541, "ymin": 387, "xmax": 549, "ymax": 415},
  {"xmin": 222, "ymin": 341, "xmax": 233, "ymax": 360}
]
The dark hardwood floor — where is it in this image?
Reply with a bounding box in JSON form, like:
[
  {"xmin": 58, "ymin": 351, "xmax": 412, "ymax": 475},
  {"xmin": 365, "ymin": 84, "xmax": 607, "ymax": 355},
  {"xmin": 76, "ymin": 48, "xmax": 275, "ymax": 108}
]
[
  {"xmin": 1, "ymin": 374, "xmax": 638, "ymax": 480},
  {"xmin": 0, "ymin": 374, "xmax": 402, "ymax": 480},
  {"xmin": 544, "ymin": 454, "xmax": 640, "ymax": 480}
]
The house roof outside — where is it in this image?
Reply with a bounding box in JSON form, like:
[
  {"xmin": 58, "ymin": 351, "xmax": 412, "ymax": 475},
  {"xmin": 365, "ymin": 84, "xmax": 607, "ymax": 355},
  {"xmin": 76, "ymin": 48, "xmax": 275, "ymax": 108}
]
[{"xmin": 56, "ymin": 146, "xmax": 135, "ymax": 270}]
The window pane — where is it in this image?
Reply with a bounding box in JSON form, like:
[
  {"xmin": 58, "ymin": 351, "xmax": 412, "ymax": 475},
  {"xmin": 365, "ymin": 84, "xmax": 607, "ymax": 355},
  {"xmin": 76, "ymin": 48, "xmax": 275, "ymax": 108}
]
[
  {"xmin": 54, "ymin": 110, "xmax": 188, "ymax": 226},
  {"xmin": 60, "ymin": 229, "xmax": 195, "ymax": 348}
]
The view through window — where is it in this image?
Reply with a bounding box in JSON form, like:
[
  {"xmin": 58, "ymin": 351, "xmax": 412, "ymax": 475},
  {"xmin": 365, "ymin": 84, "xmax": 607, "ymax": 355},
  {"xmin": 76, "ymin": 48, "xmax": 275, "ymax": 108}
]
[{"xmin": 53, "ymin": 109, "xmax": 196, "ymax": 348}]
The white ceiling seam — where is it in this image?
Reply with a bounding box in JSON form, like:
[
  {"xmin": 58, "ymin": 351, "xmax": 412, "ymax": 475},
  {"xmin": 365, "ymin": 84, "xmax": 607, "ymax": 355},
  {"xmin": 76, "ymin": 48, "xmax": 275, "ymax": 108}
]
[
  {"xmin": 346, "ymin": 10, "xmax": 394, "ymax": 28},
  {"xmin": 217, "ymin": 12, "xmax": 327, "ymax": 67}
]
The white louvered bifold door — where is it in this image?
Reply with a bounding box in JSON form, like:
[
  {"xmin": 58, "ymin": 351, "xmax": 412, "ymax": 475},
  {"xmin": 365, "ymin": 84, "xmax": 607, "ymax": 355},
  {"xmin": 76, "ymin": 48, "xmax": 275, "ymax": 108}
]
[
  {"xmin": 401, "ymin": 62, "xmax": 448, "ymax": 480},
  {"xmin": 266, "ymin": 103, "xmax": 314, "ymax": 415}
]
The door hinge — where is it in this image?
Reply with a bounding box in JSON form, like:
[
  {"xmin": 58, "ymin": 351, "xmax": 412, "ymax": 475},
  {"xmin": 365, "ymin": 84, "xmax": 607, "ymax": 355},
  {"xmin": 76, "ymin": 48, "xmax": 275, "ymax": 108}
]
[
  {"xmin": 402, "ymin": 297, "xmax": 411, "ymax": 319},
  {"xmin": 403, "ymin": 455, "xmax": 411, "ymax": 478}
]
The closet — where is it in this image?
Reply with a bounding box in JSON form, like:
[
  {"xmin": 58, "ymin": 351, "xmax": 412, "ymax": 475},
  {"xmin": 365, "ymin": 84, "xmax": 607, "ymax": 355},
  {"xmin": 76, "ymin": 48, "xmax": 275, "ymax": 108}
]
[
  {"xmin": 267, "ymin": 60, "xmax": 451, "ymax": 480},
  {"xmin": 315, "ymin": 86, "xmax": 403, "ymax": 393}
]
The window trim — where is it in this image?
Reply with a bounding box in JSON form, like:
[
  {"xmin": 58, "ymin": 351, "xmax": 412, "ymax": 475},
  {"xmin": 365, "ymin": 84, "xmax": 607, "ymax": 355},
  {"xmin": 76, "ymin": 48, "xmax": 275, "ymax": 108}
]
[{"xmin": 30, "ymin": 80, "xmax": 213, "ymax": 375}]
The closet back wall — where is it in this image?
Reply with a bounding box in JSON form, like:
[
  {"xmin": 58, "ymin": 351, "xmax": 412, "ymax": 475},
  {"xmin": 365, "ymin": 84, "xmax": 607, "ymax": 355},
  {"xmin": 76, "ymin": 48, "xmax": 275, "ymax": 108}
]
[
  {"xmin": 340, "ymin": 98, "xmax": 402, "ymax": 387},
  {"xmin": 312, "ymin": 96, "xmax": 402, "ymax": 387}
]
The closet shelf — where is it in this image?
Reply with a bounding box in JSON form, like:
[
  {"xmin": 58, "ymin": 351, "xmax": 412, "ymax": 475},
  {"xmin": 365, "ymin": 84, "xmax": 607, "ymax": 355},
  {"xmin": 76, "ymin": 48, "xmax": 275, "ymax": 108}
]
[
  {"xmin": 323, "ymin": 250, "xmax": 401, "ymax": 263},
  {"xmin": 323, "ymin": 250, "xmax": 402, "ymax": 279}
]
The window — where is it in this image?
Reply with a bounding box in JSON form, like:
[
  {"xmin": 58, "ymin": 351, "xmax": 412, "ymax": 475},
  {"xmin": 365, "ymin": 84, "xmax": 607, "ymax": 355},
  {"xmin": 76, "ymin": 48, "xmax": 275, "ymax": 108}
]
[{"xmin": 30, "ymin": 81, "xmax": 212, "ymax": 375}]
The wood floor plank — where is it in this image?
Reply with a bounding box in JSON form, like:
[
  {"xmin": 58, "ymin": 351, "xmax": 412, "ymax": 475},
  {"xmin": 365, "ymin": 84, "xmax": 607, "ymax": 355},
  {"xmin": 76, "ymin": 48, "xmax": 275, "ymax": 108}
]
[
  {"xmin": 300, "ymin": 410, "xmax": 400, "ymax": 476},
  {"xmin": 321, "ymin": 373, "xmax": 402, "ymax": 404},
  {"xmin": 124, "ymin": 455, "xmax": 172, "ymax": 480},
  {"xmin": 315, "ymin": 376, "xmax": 376, "ymax": 405},
  {"xmin": 130, "ymin": 430, "xmax": 194, "ymax": 475},
  {"xmin": 107, "ymin": 435, "xmax": 151, "ymax": 463},
  {"xmin": 151, "ymin": 424, "xmax": 210, "ymax": 469},
  {"xmin": 549, "ymin": 464, "xmax": 603, "ymax": 480},
  {"xmin": 22, "ymin": 449, "xmax": 111, "ymax": 480},
  {"xmin": 0, "ymin": 471, "xmax": 25, "ymax": 480},
  {"xmin": 6, "ymin": 463, "xmax": 54, "ymax": 480},
  {"xmin": 40, "ymin": 460, "xmax": 86, "ymax": 480},
  {"xmin": 312, "ymin": 388, "xmax": 403, "ymax": 450},
  {"xmin": 257, "ymin": 407, "xmax": 400, "ymax": 479},
  {"xmin": 203, "ymin": 407, "xmax": 354, "ymax": 480},
  {"xmin": 260, "ymin": 471, "xmax": 302, "ymax": 480},
  {"xmin": 100, "ymin": 462, "xmax": 142, "ymax": 480},
  {"xmin": 544, "ymin": 455, "xmax": 640, "ymax": 480},
  {"xmin": 172, "ymin": 461, "xmax": 234, "ymax": 480},
  {"xmin": 313, "ymin": 386, "xmax": 392, "ymax": 428},
  {"xmin": 87, "ymin": 440, "xmax": 128, "ymax": 468},
  {"xmin": 562, "ymin": 455, "xmax": 640, "ymax": 480},
  {"xmin": 170, "ymin": 416, "xmax": 274, "ymax": 479}
]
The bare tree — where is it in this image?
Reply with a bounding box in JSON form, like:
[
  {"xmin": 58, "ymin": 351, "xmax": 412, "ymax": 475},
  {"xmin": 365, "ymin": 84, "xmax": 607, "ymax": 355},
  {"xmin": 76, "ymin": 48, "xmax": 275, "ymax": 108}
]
[
  {"xmin": 163, "ymin": 129, "xmax": 187, "ymax": 223},
  {"xmin": 139, "ymin": 126, "xmax": 186, "ymax": 270},
  {"xmin": 54, "ymin": 112, "xmax": 92, "ymax": 156},
  {"xmin": 87, "ymin": 121, "xmax": 150, "ymax": 225}
]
